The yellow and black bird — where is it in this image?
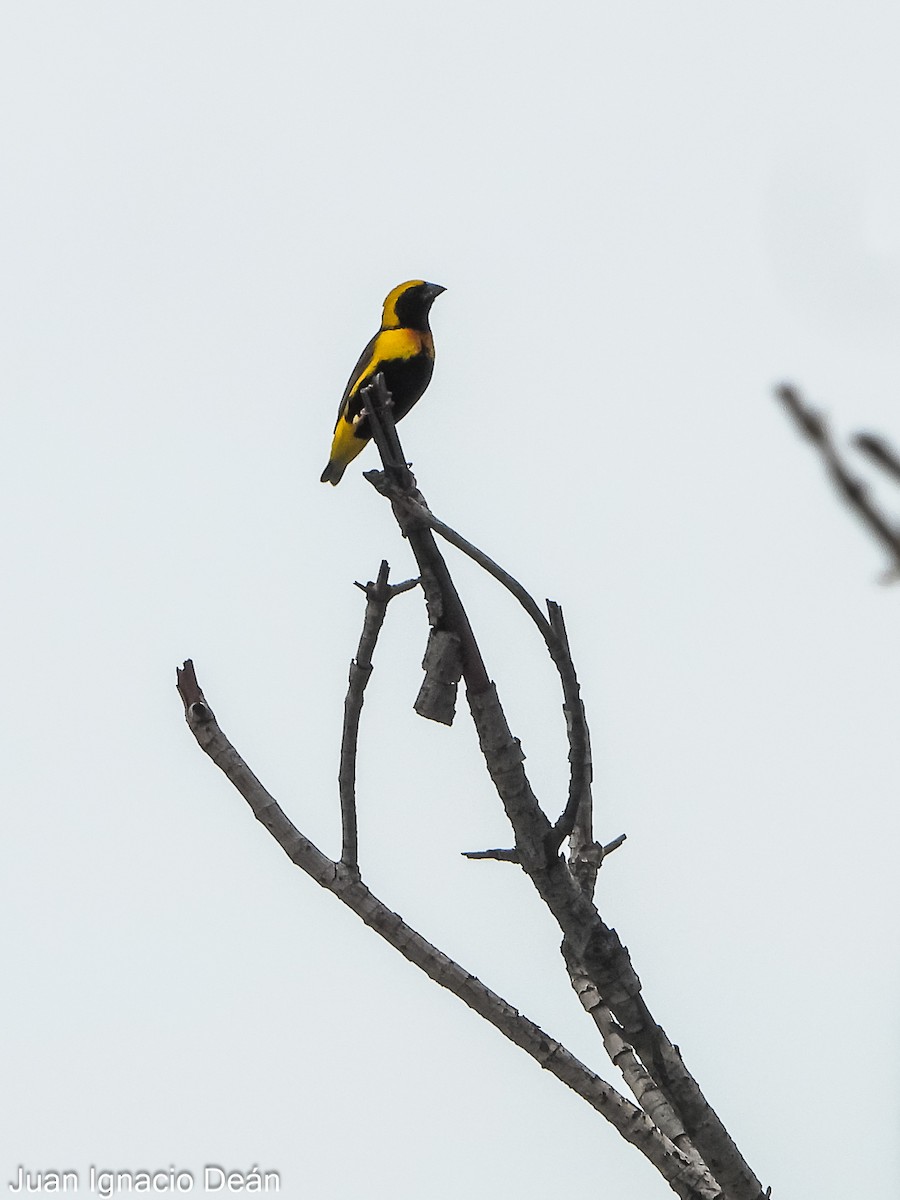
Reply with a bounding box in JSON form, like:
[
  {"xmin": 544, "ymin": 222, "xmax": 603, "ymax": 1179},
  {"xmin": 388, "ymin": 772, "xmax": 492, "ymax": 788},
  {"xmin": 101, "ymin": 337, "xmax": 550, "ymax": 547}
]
[{"xmin": 320, "ymin": 279, "xmax": 446, "ymax": 485}]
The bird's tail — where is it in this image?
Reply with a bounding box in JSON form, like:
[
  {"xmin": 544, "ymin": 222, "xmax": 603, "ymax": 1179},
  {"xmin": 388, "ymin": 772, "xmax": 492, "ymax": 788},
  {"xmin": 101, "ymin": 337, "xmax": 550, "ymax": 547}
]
[{"xmin": 320, "ymin": 460, "xmax": 346, "ymax": 485}]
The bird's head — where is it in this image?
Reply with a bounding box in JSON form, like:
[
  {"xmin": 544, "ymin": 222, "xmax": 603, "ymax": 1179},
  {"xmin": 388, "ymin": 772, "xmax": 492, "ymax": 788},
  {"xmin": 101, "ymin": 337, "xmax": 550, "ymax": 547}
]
[{"xmin": 381, "ymin": 280, "xmax": 446, "ymax": 330}]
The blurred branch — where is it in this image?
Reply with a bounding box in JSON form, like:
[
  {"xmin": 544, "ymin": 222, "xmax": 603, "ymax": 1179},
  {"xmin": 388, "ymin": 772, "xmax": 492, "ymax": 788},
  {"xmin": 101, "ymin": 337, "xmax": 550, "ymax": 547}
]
[
  {"xmin": 853, "ymin": 433, "xmax": 900, "ymax": 485},
  {"xmin": 775, "ymin": 383, "xmax": 900, "ymax": 577},
  {"xmin": 175, "ymin": 659, "xmax": 718, "ymax": 1200}
]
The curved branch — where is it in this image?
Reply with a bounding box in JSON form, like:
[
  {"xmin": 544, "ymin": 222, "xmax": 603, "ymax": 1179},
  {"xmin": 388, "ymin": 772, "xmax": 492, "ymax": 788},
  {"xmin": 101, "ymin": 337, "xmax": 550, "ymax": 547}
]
[
  {"xmin": 396, "ymin": 501, "xmax": 593, "ymax": 860},
  {"xmin": 408, "ymin": 500, "xmax": 557, "ymax": 641}
]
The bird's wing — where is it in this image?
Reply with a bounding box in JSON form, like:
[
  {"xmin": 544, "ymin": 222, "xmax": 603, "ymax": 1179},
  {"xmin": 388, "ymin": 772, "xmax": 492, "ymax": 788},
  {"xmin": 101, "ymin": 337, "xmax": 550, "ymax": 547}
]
[{"xmin": 334, "ymin": 332, "xmax": 380, "ymax": 427}]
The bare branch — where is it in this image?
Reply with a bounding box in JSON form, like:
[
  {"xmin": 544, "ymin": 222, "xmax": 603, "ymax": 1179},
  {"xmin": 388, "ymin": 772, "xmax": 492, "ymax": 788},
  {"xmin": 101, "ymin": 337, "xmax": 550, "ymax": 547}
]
[
  {"xmin": 460, "ymin": 847, "xmax": 520, "ymax": 863},
  {"xmin": 545, "ymin": 600, "xmax": 593, "ymax": 876},
  {"xmin": 358, "ymin": 374, "xmax": 414, "ymax": 489},
  {"xmin": 460, "ymin": 836, "xmax": 625, "ymax": 870},
  {"xmin": 566, "ymin": 948, "xmax": 712, "ymax": 1182},
  {"xmin": 462, "ymin": 676, "xmax": 752, "ymax": 1200},
  {"xmin": 176, "ymin": 660, "xmax": 720, "ymax": 1200},
  {"xmin": 853, "ymin": 432, "xmax": 900, "ymax": 485},
  {"xmin": 408, "ymin": 499, "xmax": 557, "ymax": 641},
  {"xmin": 775, "ymin": 383, "xmax": 900, "ymax": 575},
  {"xmin": 361, "ymin": 393, "xmax": 768, "ymax": 1200},
  {"xmin": 339, "ymin": 561, "xmax": 417, "ymax": 870},
  {"xmin": 363, "ymin": 446, "xmax": 595, "ymax": 869},
  {"xmin": 403, "ymin": 501, "xmax": 593, "ymax": 843},
  {"xmin": 362, "ymin": 375, "xmax": 491, "ymax": 704}
]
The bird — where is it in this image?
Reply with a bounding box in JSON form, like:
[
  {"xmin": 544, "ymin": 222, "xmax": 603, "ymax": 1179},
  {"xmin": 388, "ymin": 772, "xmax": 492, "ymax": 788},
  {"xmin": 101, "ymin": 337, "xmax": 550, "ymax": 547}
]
[{"xmin": 320, "ymin": 279, "xmax": 446, "ymax": 485}]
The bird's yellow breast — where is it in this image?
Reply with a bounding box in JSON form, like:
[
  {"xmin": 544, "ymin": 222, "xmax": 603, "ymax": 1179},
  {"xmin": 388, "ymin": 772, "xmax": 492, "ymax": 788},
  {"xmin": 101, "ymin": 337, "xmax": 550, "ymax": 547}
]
[{"xmin": 350, "ymin": 327, "xmax": 432, "ymax": 396}]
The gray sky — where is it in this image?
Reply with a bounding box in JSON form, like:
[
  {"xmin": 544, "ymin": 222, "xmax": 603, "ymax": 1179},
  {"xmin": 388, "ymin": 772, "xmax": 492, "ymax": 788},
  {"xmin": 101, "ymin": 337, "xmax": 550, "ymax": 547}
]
[{"xmin": 2, "ymin": 3, "xmax": 899, "ymax": 1197}]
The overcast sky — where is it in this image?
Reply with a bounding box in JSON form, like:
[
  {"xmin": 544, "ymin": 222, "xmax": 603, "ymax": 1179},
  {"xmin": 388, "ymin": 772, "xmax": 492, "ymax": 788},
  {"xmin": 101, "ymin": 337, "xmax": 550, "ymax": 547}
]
[{"xmin": 2, "ymin": 4, "xmax": 899, "ymax": 1198}]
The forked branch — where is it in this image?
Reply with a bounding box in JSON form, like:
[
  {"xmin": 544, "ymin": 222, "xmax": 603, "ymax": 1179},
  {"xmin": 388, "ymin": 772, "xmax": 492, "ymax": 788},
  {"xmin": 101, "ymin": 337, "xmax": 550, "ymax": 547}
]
[
  {"xmin": 360, "ymin": 379, "xmax": 767, "ymax": 1200},
  {"xmin": 361, "ymin": 375, "xmax": 596, "ymax": 870},
  {"xmin": 177, "ymin": 376, "xmax": 771, "ymax": 1200},
  {"xmin": 175, "ymin": 660, "xmax": 719, "ymax": 1200}
]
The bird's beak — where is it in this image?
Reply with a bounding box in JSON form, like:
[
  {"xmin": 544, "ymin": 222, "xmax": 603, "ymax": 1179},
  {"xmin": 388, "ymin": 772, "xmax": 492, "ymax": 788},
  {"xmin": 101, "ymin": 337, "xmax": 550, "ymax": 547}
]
[{"xmin": 425, "ymin": 282, "xmax": 447, "ymax": 299}]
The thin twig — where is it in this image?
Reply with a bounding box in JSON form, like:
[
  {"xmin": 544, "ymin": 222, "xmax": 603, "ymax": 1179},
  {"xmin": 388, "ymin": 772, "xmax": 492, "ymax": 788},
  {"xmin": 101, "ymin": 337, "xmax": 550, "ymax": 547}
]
[
  {"xmin": 460, "ymin": 836, "xmax": 624, "ymax": 871},
  {"xmin": 545, "ymin": 601, "xmax": 593, "ymax": 872},
  {"xmin": 339, "ymin": 561, "xmax": 418, "ymax": 870},
  {"xmin": 775, "ymin": 383, "xmax": 900, "ymax": 575},
  {"xmin": 175, "ymin": 660, "xmax": 719, "ymax": 1200},
  {"xmin": 460, "ymin": 847, "xmax": 520, "ymax": 863},
  {"xmin": 410, "ymin": 502, "xmax": 556, "ymax": 641}
]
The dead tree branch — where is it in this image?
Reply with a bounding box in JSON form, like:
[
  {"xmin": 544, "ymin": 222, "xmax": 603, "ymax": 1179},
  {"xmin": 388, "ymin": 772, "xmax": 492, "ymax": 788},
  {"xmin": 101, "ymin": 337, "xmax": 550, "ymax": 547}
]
[
  {"xmin": 339, "ymin": 560, "xmax": 418, "ymax": 870},
  {"xmin": 177, "ymin": 376, "xmax": 773, "ymax": 1199},
  {"xmin": 460, "ymin": 847, "xmax": 520, "ymax": 863},
  {"xmin": 546, "ymin": 599, "xmax": 595, "ymax": 890},
  {"xmin": 359, "ymin": 381, "xmax": 768, "ymax": 1200},
  {"xmin": 175, "ymin": 659, "xmax": 720, "ymax": 1200},
  {"xmin": 360, "ymin": 376, "xmax": 489, "ymax": 710},
  {"xmin": 462, "ymin": 681, "xmax": 764, "ymax": 1199},
  {"xmin": 565, "ymin": 949, "xmax": 706, "ymax": 1172},
  {"xmin": 360, "ymin": 380, "xmax": 594, "ymax": 873}
]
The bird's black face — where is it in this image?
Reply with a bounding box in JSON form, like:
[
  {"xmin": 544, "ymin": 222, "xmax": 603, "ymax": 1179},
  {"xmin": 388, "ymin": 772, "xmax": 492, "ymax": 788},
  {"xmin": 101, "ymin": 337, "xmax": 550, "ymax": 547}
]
[{"xmin": 393, "ymin": 281, "xmax": 446, "ymax": 330}]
